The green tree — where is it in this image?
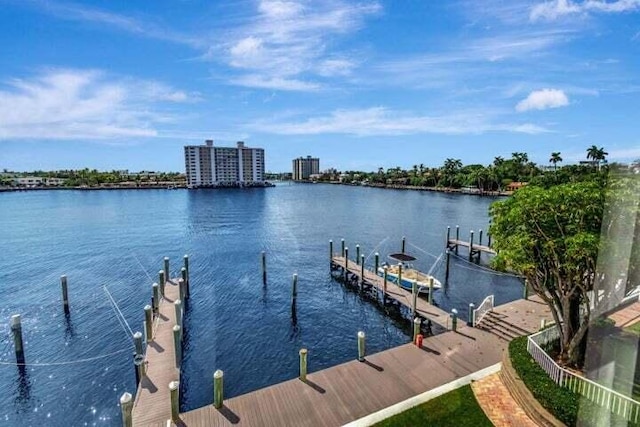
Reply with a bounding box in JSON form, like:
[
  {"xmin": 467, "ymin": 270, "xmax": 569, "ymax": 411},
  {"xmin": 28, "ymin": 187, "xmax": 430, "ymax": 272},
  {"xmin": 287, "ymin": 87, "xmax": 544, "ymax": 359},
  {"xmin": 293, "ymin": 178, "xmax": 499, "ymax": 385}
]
[
  {"xmin": 549, "ymin": 152, "xmax": 562, "ymax": 172},
  {"xmin": 490, "ymin": 181, "xmax": 605, "ymax": 366}
]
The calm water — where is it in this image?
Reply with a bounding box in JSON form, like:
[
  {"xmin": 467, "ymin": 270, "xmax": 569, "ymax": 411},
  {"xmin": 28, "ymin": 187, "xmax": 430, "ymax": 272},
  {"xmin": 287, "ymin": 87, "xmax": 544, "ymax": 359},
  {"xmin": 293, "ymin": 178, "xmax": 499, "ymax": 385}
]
[{"xmin": 0, "ymin": 184, "xmax": 522, "ymax": 426}]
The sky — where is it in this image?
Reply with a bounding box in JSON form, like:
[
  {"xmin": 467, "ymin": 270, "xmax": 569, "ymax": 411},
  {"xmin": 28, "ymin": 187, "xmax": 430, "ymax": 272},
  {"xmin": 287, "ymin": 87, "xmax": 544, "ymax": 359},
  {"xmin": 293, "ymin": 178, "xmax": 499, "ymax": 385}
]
[{"xmin": 0, "ymin": 0, "xmax": 639, "ymax": 173}]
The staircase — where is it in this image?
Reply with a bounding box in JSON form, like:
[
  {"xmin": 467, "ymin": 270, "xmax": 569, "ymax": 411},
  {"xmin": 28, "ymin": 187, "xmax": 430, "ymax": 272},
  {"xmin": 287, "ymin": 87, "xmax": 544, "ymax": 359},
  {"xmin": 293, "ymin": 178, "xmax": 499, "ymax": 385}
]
[{"xmin": 476, "ymin": 311, "xmax": 532, "ymax": 341}]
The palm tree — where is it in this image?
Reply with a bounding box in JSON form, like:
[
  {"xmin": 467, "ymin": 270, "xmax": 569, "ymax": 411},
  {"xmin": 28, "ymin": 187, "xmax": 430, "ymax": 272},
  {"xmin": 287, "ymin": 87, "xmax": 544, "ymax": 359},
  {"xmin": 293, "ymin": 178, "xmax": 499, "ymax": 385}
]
[
  {"xmin": 587, "ymin": 145, "xmax": 608, "ymax": 170},
  {"xmin": 549, "ymin": 152, "xmax": 563, "ymax": 172}
]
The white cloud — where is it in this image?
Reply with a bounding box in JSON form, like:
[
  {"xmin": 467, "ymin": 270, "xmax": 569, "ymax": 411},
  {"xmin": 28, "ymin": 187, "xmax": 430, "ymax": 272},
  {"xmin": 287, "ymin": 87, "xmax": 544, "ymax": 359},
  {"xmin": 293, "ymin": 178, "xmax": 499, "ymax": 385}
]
[
  {"xmin": 516, "ymin": 89, "xmax": 569, "ymax": 112},
  {"xmin": 221, "ymin": 0, "xmax": 380, "ymax": 89},
  {"xmin": 249, "ymin": 107, "xmax": 549, "ymax": 136},
  {"xmin": 606, "ymin": 146, "xmax": 640, "ymax": 160},
  {"xmin": 530, "ymin": 0, "xmax": 640, "ymax": 21},
  {"xmin": 0, "ymin": 69, "xmax": 195, "ymax": 140},
  {"xmin": 230, "ymin": 75, "xmax": 320, "ymax": 91}
]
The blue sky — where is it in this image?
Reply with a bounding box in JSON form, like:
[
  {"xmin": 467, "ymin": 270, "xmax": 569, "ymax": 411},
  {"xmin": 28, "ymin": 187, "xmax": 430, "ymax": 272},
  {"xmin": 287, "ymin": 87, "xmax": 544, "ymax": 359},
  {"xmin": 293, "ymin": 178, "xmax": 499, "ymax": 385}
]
[{"xmin": 0, "ymin": 0, "xmax": 639, "ymax": 172}]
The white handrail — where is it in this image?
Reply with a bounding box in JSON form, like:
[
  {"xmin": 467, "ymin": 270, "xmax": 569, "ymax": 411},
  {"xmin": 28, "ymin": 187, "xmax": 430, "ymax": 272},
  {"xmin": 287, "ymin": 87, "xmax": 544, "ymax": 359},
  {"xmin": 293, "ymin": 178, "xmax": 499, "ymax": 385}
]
[
  {"xmin": 472, "ymin": 295, "xmax": 494, "ymax": 327},
  {"xmin": 527, "ymin": 326, "xmax": 640, "ymax": 422}
]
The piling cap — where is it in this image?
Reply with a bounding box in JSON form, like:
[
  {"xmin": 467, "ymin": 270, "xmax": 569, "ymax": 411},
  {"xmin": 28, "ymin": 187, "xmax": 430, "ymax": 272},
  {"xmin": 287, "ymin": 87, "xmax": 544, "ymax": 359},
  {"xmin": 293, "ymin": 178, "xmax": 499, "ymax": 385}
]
[
  {"xmin": 159, "ymin": 270, "xmax": 164, "ymax": 274},
  {"xmin": 413, "ymin": 317, "xmax": 421, "ymax": 324},
  {"xmin": 133, "ymin": 331, "xmax": 143, "ymax": 339},
  {"xmin": 175, "ymin": 299, "xmax": 182, "ymax": 305},
  {"xmin": 10, "ymin": 314, "xmax": 21, "ymax": 327},
  {"xmin": 120, "ymin": 392, "xmax": 133, "ymax": 404},
  {"xmin": 299, "ymin": 348, "xmax": 308, "ymax": 355},
  {"xmin": 214, "ymin": 369, "xmax": 224, "ymax": 378},
  {"xmin": 152, "ymin": 282, "xmax": 159, "ymax": 287},
  {"xmin": 60, "ymin": 274, "xmax": 67, "ymax": 280},
  {"xmin": 173, "ymin": 325, "xmax": 181, "ymax": 332},
  {"xmin": 144, "ymin": 304, "xmax": 152, "ymax": 310},
  {"xmin": 169, "ymin": 381, "xmax": 179, "ymax": 391},
  {"xmin": 164, "ymin": 257, "xmax": 170, "ymax": 261},
  {"xmin": 184, "ymin": 254, "xmax": 189, "ymax": 258},
  {"xmin": 181, "ymin": 267, "xmax": 186, "ymax": 272},
  {"xmin": 178, "ymin": 278, "xmax": 184, "ymax": 284},
  {"xmin": 451, "ymin": 309, "xmax": 458, "ymax": 315},
  {"xmin": 357, "ymin": 331, "xmax": 365, "ymax": 338}
]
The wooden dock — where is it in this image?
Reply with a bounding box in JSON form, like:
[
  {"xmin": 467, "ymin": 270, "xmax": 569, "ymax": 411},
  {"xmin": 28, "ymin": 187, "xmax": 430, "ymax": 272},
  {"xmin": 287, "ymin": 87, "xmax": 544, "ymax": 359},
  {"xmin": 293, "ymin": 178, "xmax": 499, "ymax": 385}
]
[
  {"xmin": 330, "ymin": 255, "xmax": 454, "ymax": 330},
  {"xmin": 447, "ymin": 239, "xmax": 496, "ymax": 255},
  {"xmin": 132, "ymin": 279, "xmax": 181, "ymax": 426},
  {"xmin": 175, "ymin": 297, "xmax": 551, "ymax": 427}
]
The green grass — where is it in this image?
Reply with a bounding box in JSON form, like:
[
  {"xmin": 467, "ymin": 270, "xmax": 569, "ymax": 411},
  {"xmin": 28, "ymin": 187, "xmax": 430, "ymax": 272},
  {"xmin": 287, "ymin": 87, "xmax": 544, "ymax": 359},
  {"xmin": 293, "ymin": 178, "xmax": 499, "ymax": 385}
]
[
  {"xmin": 624, "ymin": 321, "xmax": 640, "ymax": 335},
  {"xmin": 373, "ymin": 385, "xmax": 492, "ymax": 427}
]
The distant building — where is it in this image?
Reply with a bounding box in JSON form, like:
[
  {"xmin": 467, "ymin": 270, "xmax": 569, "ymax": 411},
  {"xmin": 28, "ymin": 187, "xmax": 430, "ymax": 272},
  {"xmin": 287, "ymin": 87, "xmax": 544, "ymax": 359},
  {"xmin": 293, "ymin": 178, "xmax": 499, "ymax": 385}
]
[
  {"xmin": 13, "ymin": 177, "xmax": 66, "ymax": 187},
  {"xmin": 184, "ymin": 140, "xmax": 265, "ymax": 188},
  {"xmin": 292, "ymin": 156, "xmax": 320, "ymax": 181}
]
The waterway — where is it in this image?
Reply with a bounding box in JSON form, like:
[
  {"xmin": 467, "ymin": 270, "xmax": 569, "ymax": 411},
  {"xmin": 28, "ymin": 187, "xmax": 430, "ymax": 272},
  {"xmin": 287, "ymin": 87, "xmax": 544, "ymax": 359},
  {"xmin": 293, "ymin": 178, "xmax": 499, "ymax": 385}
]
[{"xmin": 0, "ymin": 183, "xmax": 523, "ymax": 426}]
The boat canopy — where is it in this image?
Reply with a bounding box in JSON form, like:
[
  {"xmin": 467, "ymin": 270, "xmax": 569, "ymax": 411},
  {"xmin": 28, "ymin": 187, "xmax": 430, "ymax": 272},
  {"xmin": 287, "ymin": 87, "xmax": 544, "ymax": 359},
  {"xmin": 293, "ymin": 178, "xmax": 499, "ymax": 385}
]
[{"xmin": 388, "ymin": 253, "xmax": 417, "ymax": 262}]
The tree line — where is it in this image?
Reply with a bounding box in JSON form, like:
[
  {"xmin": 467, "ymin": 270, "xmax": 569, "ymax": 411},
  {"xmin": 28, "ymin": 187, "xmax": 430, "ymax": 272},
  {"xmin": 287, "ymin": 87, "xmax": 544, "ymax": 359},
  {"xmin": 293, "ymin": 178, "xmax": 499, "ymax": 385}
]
[{"xmin": 0, "ymin": 168, "xmax": 185, "ymax": 187}]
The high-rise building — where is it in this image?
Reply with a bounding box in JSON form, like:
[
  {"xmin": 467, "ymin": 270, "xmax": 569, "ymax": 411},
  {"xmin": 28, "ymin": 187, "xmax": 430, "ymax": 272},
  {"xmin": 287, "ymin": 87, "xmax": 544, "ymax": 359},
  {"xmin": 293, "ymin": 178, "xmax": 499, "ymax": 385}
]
[
  {"xmin": 184, "ymin": 140, "xmax": 265, "ymax": 188},
  {"xmin": 292, "ymin": 156, "xmax": 320, "ymax": 181}
]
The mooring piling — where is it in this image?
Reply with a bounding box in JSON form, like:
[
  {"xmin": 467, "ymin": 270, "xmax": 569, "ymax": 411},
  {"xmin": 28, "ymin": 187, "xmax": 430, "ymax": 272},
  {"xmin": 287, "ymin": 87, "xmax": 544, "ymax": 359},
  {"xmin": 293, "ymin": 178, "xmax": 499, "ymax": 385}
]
[
  {"xmin": 169, "ymin": 381, "xmax": 179, "ymax": 422},
  {"xmin": 356, "ymin": 245, "xmax": 360, "ymax": 265},
  {"xmin": 133, "ymin": 353, "xmax": 145, "ymax": 385},
  {"xmin": 120, "ymin": 392, "xmax": 133, "ymax": 427},
  {"xmin": 152, "ymin": 283, "xmax": 160, "ymax": 314},
  {"xmin": 451, "ymin": 309, "xmax": 458, "ymax": 332},
  {"xmin": 341, "ymin": 239, "xmax": 345, "ymax": 257},
  {"xmin": 10, "ymin": 314, "xmax": 25, "ymax": 364},
  {"xmin": 382, "ymin": 266, "xmax": 388, "ymax": 300},
  {"xmin": 344, "ymin": 248, "xmax": 349, "ymax": 281},
  {"xmin": 144, "ymin": 305, "xmax": 153, "ymax": 341},
  {"xmin": 178, "ymin": 278, "xmax": 186, "ymax": 303},
  {"xmin": 523, "ymin": 279, "xmax": 529, "ymax": 300},
  {"xmin": 374, "ymin": 252, "xmax": 379, "ymax": 275},
  {"xmin": 479, "ymin": 229, "xmax": 483, "ymax": 246},
  {"xmin": 213, "ymin": 370, "xmax": 224, "ymax": 409},
  {"xmin": 292, "ymin": 274, "xmax": 298, "ymax": 305},
  {"xmin": 163, "ymin": 257, "xmax": 170, "ymax": 284},
  {"xmin": 181, "ymin": 268, "xmax": 188, "ymax": 299},
  {"xmin": 174, "ymin": 299, "xmax": 183, "ymax": 335},
  {"xmin": 411, "ymin": 282, "xmax": 417, "ymax": 319},
  {"xmin": 398, "ymin": 263, "xmax": 403, "ymax": 287},
  {"xmin": 413, "ymin": 317, "xmax": 421, "ymax": 344},
  {"xmin": 428, "ymin": 277, "xmax": 434, "ymax": 305},
  {"xmin": 60, "ymin": 275, "xmax": 70, "ymax": 314},
  {"xmin": 183, "ymin": 255, "xmax": 190, "ymax": 297},
  {"xmin": 158, "ymin": 270, "xmax": 166, "ymax": 295},
  {"xmin": 469, "ymin": 231, "xmax": 474, "ymax": 261},
  {"xmin": 468, "ymin": 303, "xmax": 475, "ymax": 326},
  {"xmin": 261, "ymin": 251, "xmax": 267, "ymax": 285},
  {"xmin": 455, "ymin": 226, "xmax": 460, "ymax": 254},
  {"xmin": 357, "ymin": 331, "xmax": 366, "ymax": 362},
  {"xmin": 445, "ymin": 249, "xmax": 451, "ymax": 283},
  {"xmin": 173, "ymin": 325, "xmax": 182, "ymax": 368},
  {"xmin": 446, "ymin": 226, "xmax": 451, "ymax": 248},
  {"xmin": 329, "ymin": 240, "xmax": 333, "ymax": 263},
  {"xmin": 401, "ymin": 236, "xmax": 406, "ymax": 253},
  {"xmin": 299, "ymin": 348, "xmax": 308, "ymax": 381},
  {"xmin": 360, "ymin": 255, "xmax": 365, "ymax": 285},
  {"xmin": 133, "ymin": 331, "xmax": 143, "ymax": 356}
]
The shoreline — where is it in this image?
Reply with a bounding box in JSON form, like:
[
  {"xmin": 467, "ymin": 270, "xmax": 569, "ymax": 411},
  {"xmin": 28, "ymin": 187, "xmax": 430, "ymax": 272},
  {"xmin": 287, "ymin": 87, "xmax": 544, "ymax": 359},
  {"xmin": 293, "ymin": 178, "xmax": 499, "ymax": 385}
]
[
  {"xmin": 0, "ymin": 183, "xmax": 276, "ymax": 192},
  {"xmin": 297, "ymin": 180, "xmax": 511, "ymax": 197}
]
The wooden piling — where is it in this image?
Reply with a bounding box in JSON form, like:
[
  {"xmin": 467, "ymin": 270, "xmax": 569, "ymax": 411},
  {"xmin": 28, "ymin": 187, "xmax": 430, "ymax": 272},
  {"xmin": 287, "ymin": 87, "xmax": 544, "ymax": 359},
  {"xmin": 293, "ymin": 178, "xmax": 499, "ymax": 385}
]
[
  {"xmin": 401, "ymin": 236, "xmax": 406, "ymax": 253},
  {"xmin": 428, "ymin": 278, "xmax": 434, "ymax": 305},
  {"xmin": 169, "ymin": 381, "xmax": 179, "ymax": 422},
  {"xmin": 446, "ymin": 226, "xmax": 450, "ymax": 248},
  {"xmin": 357, "ymin": 331, "xmax": 366, "ymax": 362},
  {"xmin": 382, "ymin": 266, "xmax": 388, "ymax": 300},
  {"xmin": 455, "ymin": 226, "xmax": 460, "ymax": 254},
  {"xmin": 344, "ymin": 248, "xmax": 349, "ymax": 281},
  {"xmin": 299, "ymin": 348, "xmax": 308, "ymax": 381},
  {"xmin": 356, "ymin": 245, "xmax": 360, "ymax": 265},
  {"xmin": 173, "ymin": 325, "xmax": 182, "ymax": 368},
  {"xmin": 469, "ymin": 231, "xmax": 474, "ymax": 262},
  {"xmin": 292, "ymin": 274, "xmax": 298, "ymax": 304},
  {"xmin": 411, "ymin": 282, "xmax": 417, "ymax": 320},
  {"xmin": 133, "ymin": 354, "xmax": 145, "ymax": 385},
  {"xmin": 360, "ymin": 255, "xmax": 365, "ymax": 286},
  {"xmin": 451, "ymin": 309, "xmax": 458, "ymax": 332},
  {"xmin": 174, "ymin": 299, "xmax": 183, "ymax": 334},
  {"xmin": 261, "ymin": 251, "xmax": 267, "ymax": 284},
  {"xmin": 468, "ymin": 303, "xmax": 475, "ymax": 326},
  {"xmin": 158, "ymin": 270, "xmax": 166, "ymax": 295},
  {"xmin": 213, "ymin": 370, "xmax": 224, "ymax": 409},
  {"xmin": 523, "ymin": 279, "xmax": 529, "ymax": 300},
  {"xmin": 445, "ymin": 249, "xmax": 451, "ymax": 283},
  {"xmin": 374, "ymin": 253, "xmax": 379, "ymax": 275},
  {"xmin": 181, "ymin": 267, "xmax": 189, "ymax": 299},
  {"xmin": 120, "ymin": 392, "xmax": 133, "ymax": 427},
  {"xmin": 152, "ymin": 283, "xmax": 160, "ymax": 314},
  {"xmin": 413, "ymin": 317, "xmax": 421, "ymax": 344},
  {"xmin": 178, "ymin": 278, "xmax": 186, "ymax": 303},
  {"xmin": 329, "ymin": 240, "xmax": 333, "ymax": 263},
  {"xmin": 183, "ymin": 255, "xmax": 190, "ymax": 296},
  {"xmin": 163, "ymin": 257, "xmax": 170, "ymax": 285},
  {"xmin": 60, "ymin": 275, "xmax": 70, "ymax": 314},
  {"xmin": 398, "ymin": 264, "xmax": 403, "ymax": 287},
  {"xmin": 10, "ymin": 314, "xmax": 25, "ymax": 364},
  {"xmin": 479, "ymin": 229, "xmax": 483, "ymax": 246},
  {"xmin": 144, "ymin": 305, "xmax": 153, "ymax": 341},
  {"xmin": 133, "ymin": 331, "xmax": 143, "ymax": 356},
  {"xmin": 341, "ymin": 239, "xmax": 345, "ymax": 257}
]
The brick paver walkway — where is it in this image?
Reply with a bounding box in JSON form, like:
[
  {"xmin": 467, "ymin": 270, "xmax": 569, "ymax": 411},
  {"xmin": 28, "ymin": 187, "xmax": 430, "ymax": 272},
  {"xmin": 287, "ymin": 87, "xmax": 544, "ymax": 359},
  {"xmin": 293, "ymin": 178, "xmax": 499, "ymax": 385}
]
[{"xmin": 471, "ymin": 373, "xmax": 538, "ymax": 427}]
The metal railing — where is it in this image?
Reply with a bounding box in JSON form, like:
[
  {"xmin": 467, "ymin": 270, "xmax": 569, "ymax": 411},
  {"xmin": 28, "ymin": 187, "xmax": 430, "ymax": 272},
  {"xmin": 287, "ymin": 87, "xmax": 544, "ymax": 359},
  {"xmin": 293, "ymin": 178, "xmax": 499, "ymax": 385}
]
[
  {"xmin": 472, "ymin": 295, "xmax": 494, "ymax": 327},
  {"xmin": 527, "ymin": 326, "xmax": 640, "ymax": 423}
]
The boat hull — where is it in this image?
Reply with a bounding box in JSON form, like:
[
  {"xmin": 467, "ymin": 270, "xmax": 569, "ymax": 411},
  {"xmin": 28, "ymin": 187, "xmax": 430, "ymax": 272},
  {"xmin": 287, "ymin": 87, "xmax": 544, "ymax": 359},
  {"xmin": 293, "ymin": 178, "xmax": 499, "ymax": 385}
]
[{"xmin": 377, "ymin": 267, "xmax": 441, "ymax": 292}]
